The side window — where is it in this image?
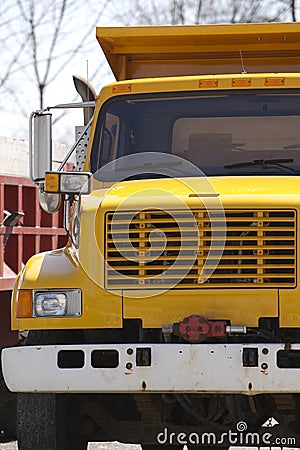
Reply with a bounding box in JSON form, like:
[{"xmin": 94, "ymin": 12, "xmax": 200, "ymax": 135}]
[{"xmin": 100, "ymin": 113, "xmax": 120, "ymax": 165}]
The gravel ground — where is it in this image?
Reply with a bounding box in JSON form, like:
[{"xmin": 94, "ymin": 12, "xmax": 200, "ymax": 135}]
[
  {"xmin": 1, "ymin": 443, "xmax": 300, "ymax": 450},
  {"xmin": 0, "ymin": 443, "xmax": 141, "ymax": 450}
]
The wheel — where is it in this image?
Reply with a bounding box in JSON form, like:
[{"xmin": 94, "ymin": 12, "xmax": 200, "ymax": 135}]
[
  {"xmin": 0, "ymin": 355, "xmax": 16, "ymax": 441},
  {"xmin": 17, "ymin": 330, "xmax": 88, "ymax": 450},
  {"xmin": 17, "ymin": 393, "xmax": 88, "ymax": 450}
]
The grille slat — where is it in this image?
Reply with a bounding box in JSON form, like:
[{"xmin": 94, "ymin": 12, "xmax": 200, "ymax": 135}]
[
  {"xmin": 105, "ymin": 209, "xmax": 296, "ymax": 288},
  {"xmin": 107, "ymin": 254, "xmax": 294, "ymax": 260},
  {"xmin": 109, "ymin": 264, "xmax": 295, "ymax": 270}
]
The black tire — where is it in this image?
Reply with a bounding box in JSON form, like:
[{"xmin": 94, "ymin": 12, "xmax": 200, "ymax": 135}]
[
  {"xmin": 0, "ymin": 355, "xmax": 16, "ymax": 441},
  {"xmin": 17, "ymin": 330, "xmax": 88, "ymax": 450},
  {"xmin": 17, "ymin": 392, "xmax": 87, "ymax": 450}
]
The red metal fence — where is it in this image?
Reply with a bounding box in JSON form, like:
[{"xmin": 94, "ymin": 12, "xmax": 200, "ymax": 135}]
[
  {"xmin": 0, "ymin": 175, "xmax": 66, "ymax": 290},
  {"xmin": 0, "ymin": 175, "xmax": 67, "ymax": 347}
]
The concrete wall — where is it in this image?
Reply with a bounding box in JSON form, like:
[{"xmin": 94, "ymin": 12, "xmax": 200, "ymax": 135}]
[{"xmin": 0, "ymin": 136, "xmax": 67, "ymax": 178}]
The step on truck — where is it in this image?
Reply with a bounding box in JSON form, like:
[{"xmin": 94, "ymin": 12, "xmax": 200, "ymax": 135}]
[{"xmin": 3, "ymin": 22, "xmax": 300, "ymax": 449}]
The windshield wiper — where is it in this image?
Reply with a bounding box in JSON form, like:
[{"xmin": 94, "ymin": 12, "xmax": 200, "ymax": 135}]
[{"xmin": 224, "ymin": 158, "xmax": 300, "ymax": 173}]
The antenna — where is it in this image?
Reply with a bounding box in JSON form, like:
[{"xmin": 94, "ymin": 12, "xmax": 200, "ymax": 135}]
[
  {"xmin": 86, "ymin": 60, "xmax": 90, "ymax": 123},
  {"xmin": 239, "ymin": 49, "xmax": 247, "ymax": 74}
]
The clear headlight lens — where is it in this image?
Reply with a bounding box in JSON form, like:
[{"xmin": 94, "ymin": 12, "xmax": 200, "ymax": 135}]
[
  {"xmin": 60, "ymin": 173, "xmax": 90, "ymax": 194},
  {"xmin": 34, "ymin": 293, "xmax": 66, "ymax": 316},
  {"xmin": 33, "ymin": 289, "xmax": 81, "ymax": 317}
]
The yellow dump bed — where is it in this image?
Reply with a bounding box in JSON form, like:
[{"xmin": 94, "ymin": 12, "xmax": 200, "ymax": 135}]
[{"xmin": 96, "ymin": 22, "xmax": 300, "ymax": 80}]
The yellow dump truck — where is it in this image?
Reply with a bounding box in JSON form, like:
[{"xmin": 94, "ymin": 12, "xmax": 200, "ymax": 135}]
[{"xmin": 3, "ymin": 22, "xmax": 300, "ymax": 449}]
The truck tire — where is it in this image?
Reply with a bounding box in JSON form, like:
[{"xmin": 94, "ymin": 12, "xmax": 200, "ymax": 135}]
[
  {"xmin": 17, "ymin": 330, "xmax": 88, "ymax": 450},
  {"xmin": 17, "ymin": 393, "xmax": 88, "ymax": 450},
  {"xmin": 0, "ymin": 355, "xmax": 16, "ymax": 441}
]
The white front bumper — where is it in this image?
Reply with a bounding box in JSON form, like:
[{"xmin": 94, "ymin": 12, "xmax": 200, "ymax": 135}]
[{"xmin": 2, "ymin": 343, "xmax": 300, "ymax": 394}]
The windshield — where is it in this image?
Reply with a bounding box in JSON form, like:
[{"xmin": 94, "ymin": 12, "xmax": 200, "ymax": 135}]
[{"xmin": 91, "ymin": 90, "xmax": 300, "ymax": 179}]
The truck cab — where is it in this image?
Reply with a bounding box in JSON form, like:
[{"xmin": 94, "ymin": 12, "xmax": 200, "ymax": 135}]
[{"xmin": 3, "ymin": 22, "xmax": 300, "ymax": 449}]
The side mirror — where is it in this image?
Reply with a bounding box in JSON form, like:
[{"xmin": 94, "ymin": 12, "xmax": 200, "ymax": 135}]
[
  {"xmin": 29, "ymin": 112, "xmax": 52, "ymax": 182},
  {"xmin": 38, "ymin": 185, "xmax": 62, "ymax": 214}
]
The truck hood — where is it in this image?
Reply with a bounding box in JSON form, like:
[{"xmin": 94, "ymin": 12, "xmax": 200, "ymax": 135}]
[
  {"xmin": 96, "ymin": 175, "xmax": 300, "ymax": 210},
  {"xmin": 78, "ymin": 175, "xmax": 300, "ymax": 328}
]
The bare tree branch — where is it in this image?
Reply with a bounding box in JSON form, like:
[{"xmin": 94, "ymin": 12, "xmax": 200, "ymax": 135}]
[
  {"xmin": 1, "ymin": 0, "xmax": 299, "ymax": 141},
  {"xmin": 195, "ymin": 0, "xmax": 203, "ymax": 24},
  {"xmin": 116, "ymin": 0, "xmax": 298, "ymax": 26},
  {"xmin": 42, "ymin": 0, "xmax": 67, "ymax": 86},
  {"xmin": 290, "ymin": 0, "xmax": 297, "ymax": 20},
  {"xmin": 1, "ymin": 0, "xmax": 107, "ymax": 110}
]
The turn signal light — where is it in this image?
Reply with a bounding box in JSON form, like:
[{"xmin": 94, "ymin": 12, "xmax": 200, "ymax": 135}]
[
  {"xmin": 45, "ymin": 173, "xmax": 59, "ymax": 192},
  {"xmin": 16, "ymin": 290, "xmax": 33, "ymax": 318}
]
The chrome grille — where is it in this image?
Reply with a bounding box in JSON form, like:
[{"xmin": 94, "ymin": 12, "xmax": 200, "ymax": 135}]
[{"xmin": 105, "ymin": 209, "xmax": 296, "ymax": 288}]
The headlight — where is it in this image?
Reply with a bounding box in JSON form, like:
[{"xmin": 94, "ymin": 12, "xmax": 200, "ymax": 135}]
[
  {"xmin": 60, "ymin": 173, "xmax": 90, "ymax": 194},
  {"xmin": 33, "ymin": 289, "xmax": 81, "ymax": 317},
  {"xmin": 45, "ymin": 171, "xmax": 91, "ymax": 194},
  {"xmin": 34, "ymin": 293, "xmax": 66, "ymax": 316}
]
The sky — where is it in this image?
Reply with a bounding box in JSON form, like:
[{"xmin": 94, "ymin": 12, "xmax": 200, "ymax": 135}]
[
  {"xmin": 1, "ymin": 0, "xmax": 300, "ymax": 151},
  {"xmin": 0, "ymin": 1, "xmax": 117, "ymax": 147}
]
